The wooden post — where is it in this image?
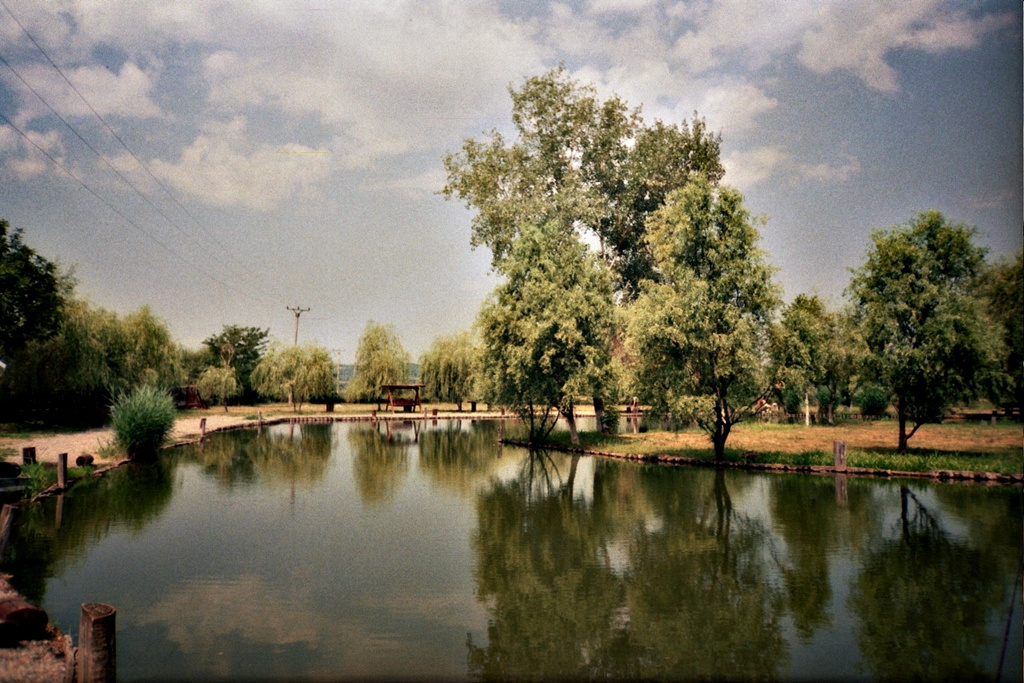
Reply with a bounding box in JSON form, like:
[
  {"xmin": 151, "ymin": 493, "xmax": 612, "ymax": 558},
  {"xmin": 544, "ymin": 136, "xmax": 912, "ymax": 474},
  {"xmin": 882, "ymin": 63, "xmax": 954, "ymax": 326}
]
[
  {"xmin": 78, "ymin": 602, "xmax": 116, "ymax": 683},
  {"xmin": 199, "ymin": 418, "xmax": 207, "ymax": 441},
  {"xmin": 21, "ymin": 447, "xmax": 36, "ymax": 465},
  {"xmin": 57, "ymin": 453, "xmax": 68, "ymax": 490},
  {"xmin": 0, "ymin": 505, "xmax": 15, "ymax": 558},
  {"xmin": 833, "ymin": 441, "xmax": 847, "ymax": 472}
]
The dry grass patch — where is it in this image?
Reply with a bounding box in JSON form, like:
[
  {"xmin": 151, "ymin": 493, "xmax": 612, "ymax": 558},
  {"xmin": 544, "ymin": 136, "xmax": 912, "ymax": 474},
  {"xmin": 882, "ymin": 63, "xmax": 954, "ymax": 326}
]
[{"xmin": 620, "ymin": 420, "xmax": 1022, "ymax": 456}]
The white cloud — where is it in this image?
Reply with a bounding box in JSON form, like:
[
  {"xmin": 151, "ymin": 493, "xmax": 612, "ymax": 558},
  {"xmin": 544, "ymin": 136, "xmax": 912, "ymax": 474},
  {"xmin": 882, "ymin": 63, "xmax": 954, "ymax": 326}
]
[
  {"xmin": 697, "ymin": 81, "xmax": 778, "ymax": 134},
  {"xmin": 798, "ymin": 156, "xmax": 861, "ymax": 182},
  {"xmin": 8, "ymin": 62, "xmax": 162, "ymax": 121},
  {"xmin": 722, "ymin": 145, "xmax": 789, "ymax": 189},
  {"xmin": 149, "ymin": 117, "xmax": 333, "ymax": 211},
  {"xmin": 797, "ymin": 1, "xmax": 1014, "ymax": 91},
  {"xmin": 0, "ymin": 124, "xmax": 65, "ymax": 180}
]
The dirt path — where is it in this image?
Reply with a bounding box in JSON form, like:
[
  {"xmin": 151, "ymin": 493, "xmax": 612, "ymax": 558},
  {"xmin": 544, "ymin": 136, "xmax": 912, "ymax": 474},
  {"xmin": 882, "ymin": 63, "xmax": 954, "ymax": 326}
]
[{"xmin": 0, "ymin": 414, "xmax": 255, "ymax": 466}]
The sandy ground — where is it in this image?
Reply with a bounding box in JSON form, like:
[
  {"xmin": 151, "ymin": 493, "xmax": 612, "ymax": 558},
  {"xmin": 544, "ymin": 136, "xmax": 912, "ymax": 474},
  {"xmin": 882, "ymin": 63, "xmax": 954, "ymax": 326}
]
[{"xmin": 0, "ymin": 414, "xmax": 255, "ymax": 465}]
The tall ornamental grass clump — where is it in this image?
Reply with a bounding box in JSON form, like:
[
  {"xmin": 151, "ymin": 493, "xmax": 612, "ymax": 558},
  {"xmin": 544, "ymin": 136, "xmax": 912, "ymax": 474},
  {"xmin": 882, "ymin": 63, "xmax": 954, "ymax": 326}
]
[{"xmin": 111, "ymin": 385, "xmax": 176, "ymax": 460}]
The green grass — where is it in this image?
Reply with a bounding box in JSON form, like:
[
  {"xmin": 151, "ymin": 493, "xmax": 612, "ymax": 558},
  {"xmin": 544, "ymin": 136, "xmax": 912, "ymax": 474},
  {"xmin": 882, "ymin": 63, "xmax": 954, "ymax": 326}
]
[{"xmin": 19, "ymin": 462, "xmax": 94, "ymax": 497}]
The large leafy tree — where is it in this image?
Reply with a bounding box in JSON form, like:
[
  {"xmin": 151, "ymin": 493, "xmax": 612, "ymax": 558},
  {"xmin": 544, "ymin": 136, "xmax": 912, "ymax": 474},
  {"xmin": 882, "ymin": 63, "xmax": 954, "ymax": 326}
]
[
  {"xmin": 202, "ymin": 325, "xmax": 269, "ymax": 400},
  {"xmin": 0, "ymin": 219, "xmax": 67, "ymax": 360},
  {"xmin": 848, "ymin": 211, "xmax": 995, "ymax": 452},
  {"xmin": 477, "ymin": 221, "xmax": 615, "ymax": 445},
  {"xmin": 419, "ymin": 331, "xmax": 479, "ymax": 410},
  {"xmin": 628, "ymin": 176, "xmax": 780, "ymax": 460},
  {"xmin": 344, "ymin": 322, "xmax": 409, "ymax": 403},
  {"xmin": 443, "ymin": 66, "xmax": 722, "ymax": 300},
  {"xmin": 973, "ymin": 247, "xmax": 1023, "ymax": 410},
  {"xmin": 251, "ymin": 343, "xmax": 335, "ymax": 411}
]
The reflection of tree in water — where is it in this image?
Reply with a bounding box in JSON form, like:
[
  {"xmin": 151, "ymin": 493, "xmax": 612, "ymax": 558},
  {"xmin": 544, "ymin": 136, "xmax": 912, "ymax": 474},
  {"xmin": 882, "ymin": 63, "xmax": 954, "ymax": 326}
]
[
  {"xmin": 184, "ymin": 425, "xmax": 332, "ymax": 487},
  {"xmin": 768, "ymin": 475, "xmax": 880, "ymax": 641},
  {"xmin": 347, "ymin": 425, "xmax": 409, "ymax": 505},
  {"xmin": 4, "ymin": 459, "xmax": 176, "ymax": 603},
  {"xmin": 468, "ymin": 450, "xmax": 624, "ymax": 680},
  {"xmin": 848, "ymin": 485, "xmax": 1006, "ymax": 681},
  {"xmin": 417, "ymin": 422, "xmax": 499, "ymax": 496},
  {"xmin": 468, "ymin": 456, "xmax": 786, "ymax": 680},
  {"xmin": 620, "ymin": 468, "xmax": 787, "ymax": 680}
]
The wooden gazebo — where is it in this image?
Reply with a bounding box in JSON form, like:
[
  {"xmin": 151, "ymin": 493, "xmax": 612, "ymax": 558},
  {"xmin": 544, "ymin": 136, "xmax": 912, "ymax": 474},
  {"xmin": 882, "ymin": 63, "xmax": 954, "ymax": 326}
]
[{"xmin": 382, "ymin": 384, "xmax": 425, "ymax": 413}]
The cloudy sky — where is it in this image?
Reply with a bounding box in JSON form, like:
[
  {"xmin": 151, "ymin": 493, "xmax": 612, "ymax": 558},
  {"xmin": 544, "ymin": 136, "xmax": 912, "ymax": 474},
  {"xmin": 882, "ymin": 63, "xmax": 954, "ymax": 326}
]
[{"xmin": 0, "ymin": 0, "xmax": 1020, "ymax": 361}]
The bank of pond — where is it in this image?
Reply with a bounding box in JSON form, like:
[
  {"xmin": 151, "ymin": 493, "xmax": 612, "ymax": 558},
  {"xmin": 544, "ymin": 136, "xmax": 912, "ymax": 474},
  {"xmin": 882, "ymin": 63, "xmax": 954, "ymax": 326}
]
[{"xmin": 1, "ymin": 418, "xmax": 1021, "ymax": 681}]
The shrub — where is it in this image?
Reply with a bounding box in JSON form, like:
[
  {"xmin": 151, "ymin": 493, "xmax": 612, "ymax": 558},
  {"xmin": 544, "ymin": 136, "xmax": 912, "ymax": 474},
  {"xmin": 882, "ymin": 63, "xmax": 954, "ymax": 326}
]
[
  {"xmin": 111, "ymin": 385, "xmax": 176, "ymax": 460},
  {"xmin": 856, "ymin": 383, "xmax": 890, "ymax": 417}
]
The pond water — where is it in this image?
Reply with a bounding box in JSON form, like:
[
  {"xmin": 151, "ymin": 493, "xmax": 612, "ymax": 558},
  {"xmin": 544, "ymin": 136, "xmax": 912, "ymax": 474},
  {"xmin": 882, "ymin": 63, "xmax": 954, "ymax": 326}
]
[{"xmin": 3, "ymin": 419, "xmax": 1022, "ymax": 681}]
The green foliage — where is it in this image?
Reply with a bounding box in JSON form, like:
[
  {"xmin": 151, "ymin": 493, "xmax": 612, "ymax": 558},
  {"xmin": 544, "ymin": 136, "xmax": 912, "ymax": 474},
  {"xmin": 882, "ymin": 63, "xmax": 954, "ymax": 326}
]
[
  {"xmin": 973, "ymin": 247, "xmax": 1023, "ymax": 408},
  {"xmin": 0, "ymin": 301, "xmax": 184, "ymax": 423},
  {"xmin": 0, "ymin": 219, "xmax": 68, "ymax": 359},
  {"xmin": 771, "ymin": 296, "xmax": 865, "ymax": 424},
  {"xmin": 477, "ymin": 221, "xmax": 615, "ymax": 444},
  {"xmin": 848, "ymin": 211, "xmax": 996, "ymax": 451},
  {"xmin": 252, "ymin": 344, "xmax": 336, "ymax": 411},
  {"xmin": 443, "ymin": 66, "xmax": 722, "ymax": 300},
  {"xmin": 419, "ymin": 331, "xmax": 479, "ymax": 409},
  {"xmin": 110, "ymin": 384, "xmax": 177, "ymax": 460},
  {"xmin": 628, "ymin": 175, "xmax": 780, "ymax": 459},
  {"xmin": 202, "ymin": 325, "xmax": 269, "ymax": 400},
  {"xmin": 855, "ymin": 384, "xmax": 890, "ymax": 417},
  {"xmin": 196, "ymin": 365, "xmax": 239, "ymax": 411},
  {"xmin": 344, "ymin": 322, "xmax": 409, "ymax": 403}
]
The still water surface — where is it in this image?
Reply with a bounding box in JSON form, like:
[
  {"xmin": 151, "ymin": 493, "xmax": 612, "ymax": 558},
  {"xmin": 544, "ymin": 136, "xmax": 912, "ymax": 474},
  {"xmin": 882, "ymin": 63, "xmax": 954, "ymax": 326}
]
[{"xmin": 4, "ymin": 419, "xmax": 1022, "ymax": 681}]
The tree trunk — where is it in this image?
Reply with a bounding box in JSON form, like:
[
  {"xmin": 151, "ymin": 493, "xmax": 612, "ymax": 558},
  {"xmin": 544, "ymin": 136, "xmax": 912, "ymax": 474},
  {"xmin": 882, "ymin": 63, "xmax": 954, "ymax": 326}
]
[
  {"xmin": 593, "ymin": 395, "xmax": 607, "ymax": 434},
  {"xmin": 897, "ymin": 408, "xmax": 909, "ymax": 453},
  {"xmin": 804, "ymin": 387, "xmax": 810, "ymax": 426},
  {"xmin": 564, "ymin": 407, "xmax": 580, "ymax": 446}
]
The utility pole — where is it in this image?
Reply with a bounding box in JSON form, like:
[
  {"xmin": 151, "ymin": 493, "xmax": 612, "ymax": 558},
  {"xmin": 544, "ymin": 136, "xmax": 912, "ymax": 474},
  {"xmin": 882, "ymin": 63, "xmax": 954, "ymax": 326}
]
[{"xmin": 286, "ymin": 306, "xmax": 310, "ymax": 346}]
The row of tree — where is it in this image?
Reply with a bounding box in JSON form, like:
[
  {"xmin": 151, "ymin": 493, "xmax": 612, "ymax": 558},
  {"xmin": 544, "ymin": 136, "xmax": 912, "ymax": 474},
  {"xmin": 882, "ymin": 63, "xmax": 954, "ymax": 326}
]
[
  {"xmin": 2, "ymin": 69, "xmax": 1021, "ymax": 454},
  {"xmin": 437, "ymin": 68, "xmax": 1023, "ymax": 455}
]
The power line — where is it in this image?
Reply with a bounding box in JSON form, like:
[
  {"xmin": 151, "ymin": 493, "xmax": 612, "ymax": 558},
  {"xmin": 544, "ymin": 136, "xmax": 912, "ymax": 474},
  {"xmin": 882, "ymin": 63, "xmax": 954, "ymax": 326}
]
[
  {"xmin": 0, "ymin": 2, "xmax": 283, "ymax": 300},
  {"xmin": 0, "ymin": 0, "xmax": 275, "ymax": 297},
  {"xmin": 0, "ymin": 108, "xmax": 246, "ymax": 296}
]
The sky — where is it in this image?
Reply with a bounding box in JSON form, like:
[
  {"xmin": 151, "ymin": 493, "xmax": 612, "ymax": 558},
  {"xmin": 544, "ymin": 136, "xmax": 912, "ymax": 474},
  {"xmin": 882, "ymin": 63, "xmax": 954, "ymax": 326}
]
[{"xmin": 0, "ymin": 0, "xmax": 1020, "ymax": 362}]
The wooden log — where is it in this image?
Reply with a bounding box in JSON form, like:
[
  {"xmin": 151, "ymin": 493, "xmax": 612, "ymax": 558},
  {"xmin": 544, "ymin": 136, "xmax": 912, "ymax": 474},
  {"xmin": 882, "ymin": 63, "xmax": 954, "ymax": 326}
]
[
  {"xmin": 76, "ymin": 455, "xmax": 94, "ymax": 467},
  {"xmin": 833, "ymin": 441, "xmax": 847, "ymax": 472},
  {"xmin": 0, "ymin": 505, "xmax": 16, "ymax": 558},
  {"xmin": 21, "ymin": 447, "xmax": 36, "ymax": 466},
  {"xmin": 0, "ymin": 462, "xmax": 20, "ymax": 478},
  {"xmin": 57, "ymin": 453, "xmax": 68, "ymax": 490},
  {"xmin": 0, "ymin": 596, "xmax": 48, "ymax": 641},
  {"xmin": 78, "ymin": 602, "xmax": 116, "ymax": 683}
]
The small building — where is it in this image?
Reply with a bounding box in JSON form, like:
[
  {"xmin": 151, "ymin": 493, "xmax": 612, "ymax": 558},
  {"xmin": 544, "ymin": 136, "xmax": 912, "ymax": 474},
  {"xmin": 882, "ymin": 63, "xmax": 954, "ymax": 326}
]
[{"xmin": 382, "ymin": 384, "xmax": 425, "ymax": 413}]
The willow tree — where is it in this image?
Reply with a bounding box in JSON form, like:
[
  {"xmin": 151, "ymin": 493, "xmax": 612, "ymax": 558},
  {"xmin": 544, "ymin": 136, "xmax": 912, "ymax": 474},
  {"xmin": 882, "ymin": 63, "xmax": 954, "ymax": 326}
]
[
  {"xmin": 345, "ymin": 322, "xmax": 409, "ymax": 403},
  {"xmin": 628, "ymin": 176, "xmax": 780, "ymax": 459},
  {"xmin": 196, "ymin": 366, "xmax": 239, "ymax": 412},
  {"xmin": 252, "ymin": 344, "xmax": 335, "ymax": 412},
  {"xmin": 848, "ymin": 211, "xmax": 995, "ymax": 452},
  {"xmin": 477, "ymin": 221, "xmax": 615, "ymax": 445},
  {"xmin": 419, "ymin": 331, "xmax": 478, "ymax": 410},
  {"xmin": 0, "ymin": 301, "xmax": 183, "ymax": 422}
]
